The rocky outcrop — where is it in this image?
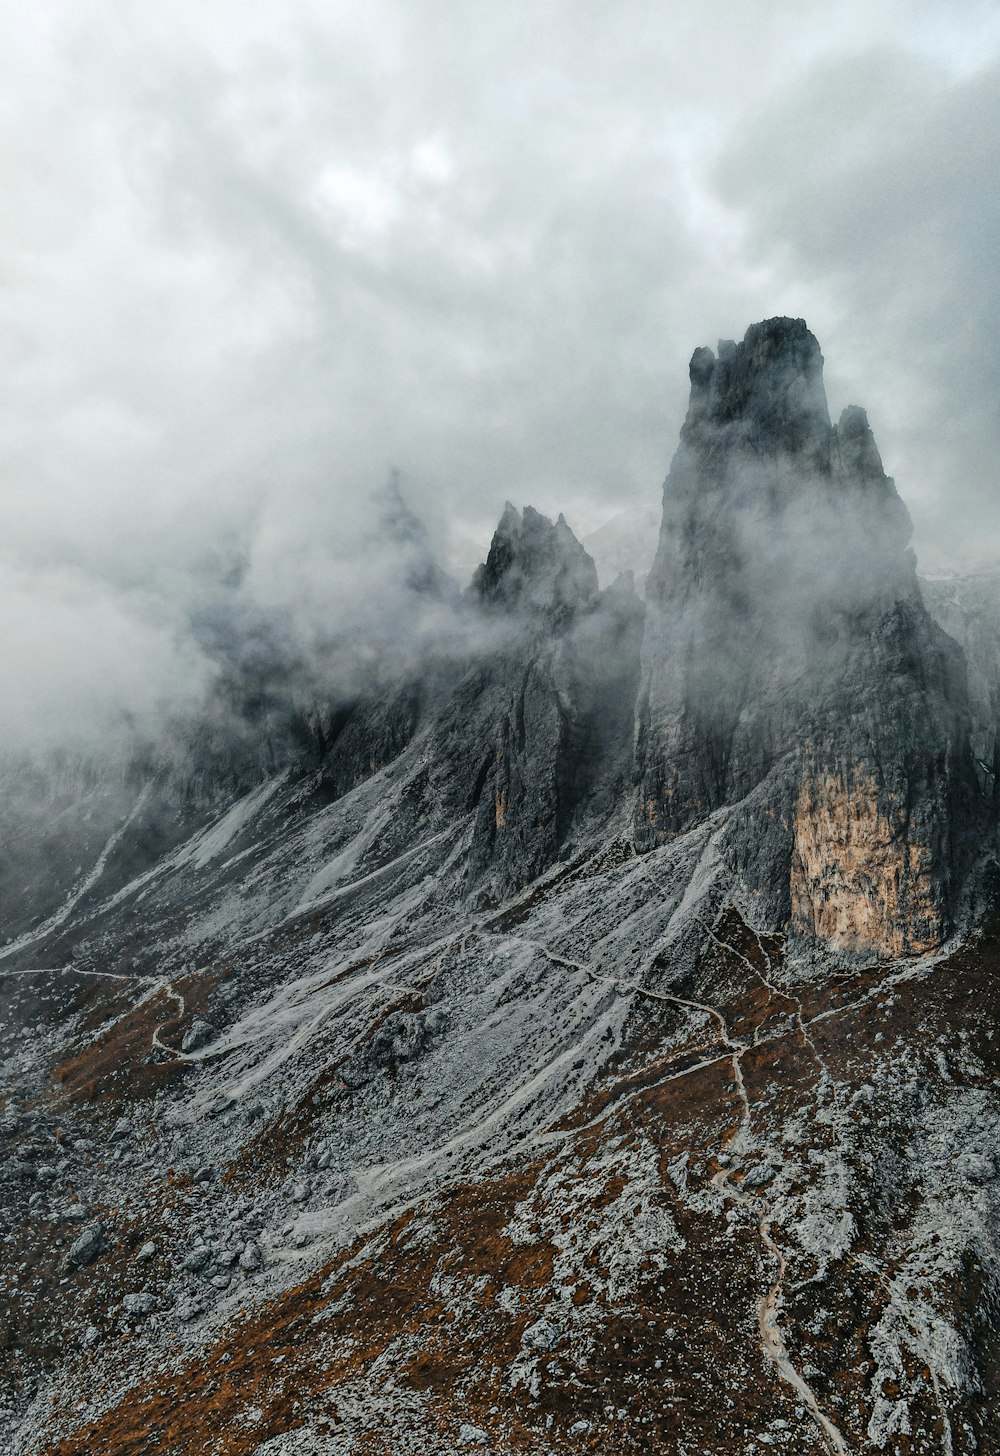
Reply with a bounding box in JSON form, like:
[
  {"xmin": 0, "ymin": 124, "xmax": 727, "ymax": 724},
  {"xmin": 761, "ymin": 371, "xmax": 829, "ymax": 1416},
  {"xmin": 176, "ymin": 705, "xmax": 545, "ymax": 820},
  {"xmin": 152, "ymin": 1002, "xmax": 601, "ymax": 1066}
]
[
  {"xmin": 469, "ymin": 503, "xmax": 599, "ymax": 620},
  {"xmin": 636, "ymin": 317, "xmax": 983, "ymax": 955},
  {"xmin": 790, "ymin": 768, "xmax": 942, "ymax": 957},
  {"xmin": 445, "ymin": 506, "xmax": 643, "ymax": 899}
]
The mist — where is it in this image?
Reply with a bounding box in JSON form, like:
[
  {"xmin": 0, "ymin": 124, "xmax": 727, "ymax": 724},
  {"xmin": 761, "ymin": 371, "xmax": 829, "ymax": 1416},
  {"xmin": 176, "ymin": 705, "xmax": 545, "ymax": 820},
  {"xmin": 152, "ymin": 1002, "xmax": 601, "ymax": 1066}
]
[{"xmin": 2, "ymin": 1, "xmax": 998, "ymax": 757}]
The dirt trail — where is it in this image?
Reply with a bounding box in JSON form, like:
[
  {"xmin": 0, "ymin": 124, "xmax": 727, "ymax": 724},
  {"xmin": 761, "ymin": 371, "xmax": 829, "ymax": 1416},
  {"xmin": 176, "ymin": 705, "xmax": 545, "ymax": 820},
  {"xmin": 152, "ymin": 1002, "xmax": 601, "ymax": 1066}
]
[{"xmin": 613, "ymin": 848, "xmax": 853, "ymax": 1453}]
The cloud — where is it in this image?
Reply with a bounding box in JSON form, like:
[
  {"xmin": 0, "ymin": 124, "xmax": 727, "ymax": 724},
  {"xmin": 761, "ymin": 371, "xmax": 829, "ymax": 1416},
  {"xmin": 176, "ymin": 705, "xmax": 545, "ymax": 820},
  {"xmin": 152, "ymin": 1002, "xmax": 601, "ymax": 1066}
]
[
  {"xmin": 0, "ymin": 563, "xmax": 214, "ymax": 756},
  {"xmin": 712, "ymin": 44, "xmax": 1000, "ymax": 566},
  {"xmin": 0, "ymin": 0, "xmax": 997, "ymax": 753}
]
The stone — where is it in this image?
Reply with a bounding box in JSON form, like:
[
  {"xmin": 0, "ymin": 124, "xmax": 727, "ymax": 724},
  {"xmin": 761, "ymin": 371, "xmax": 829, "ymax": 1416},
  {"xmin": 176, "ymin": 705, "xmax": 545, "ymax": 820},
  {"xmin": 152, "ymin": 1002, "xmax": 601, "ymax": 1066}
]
[
  {"xmin": 457, "ymin": 1425, "xmax": 489, "ymax": 1447},
  {"xmin": 67, "ymin": 1222, "xmax": 104, "ymax": 1268},
  {"xmin": 136, "ymin": 1241, "xmax": 157, "ymax": 1263},
  {"xmin": 238, "ymin": 1242, "xmax": 262, "ymax": 1272},
  {"xmin": 181, "ymin": 1246, "xmax": 212, "ymax": 1273},
  {"xmin": 522, "ymin": 1318, "xmax": 559, "ymax": 1352},
  {"xmin": 122, "ymin": 1292, "xmax": 157, "ymax": 1317},
  {"xmin": 181, "ymin": 1019, "xmax": 216, "ymax": 1053},
  {"xmin": 741, "ymin": 1164, "xmax": 775, "ymax": 1189}
]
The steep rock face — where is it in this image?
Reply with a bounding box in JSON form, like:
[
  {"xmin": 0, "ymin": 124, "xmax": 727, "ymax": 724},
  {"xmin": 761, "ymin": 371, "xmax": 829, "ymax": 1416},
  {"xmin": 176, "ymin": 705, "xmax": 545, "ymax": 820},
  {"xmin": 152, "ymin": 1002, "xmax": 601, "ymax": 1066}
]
[
  {"xmin": 446, "ymin": 506, "xmax": 643, "ymax": 899},
  {"xmin": 636, "ymin": 317, "xmax": 982, "ymax": 955}
]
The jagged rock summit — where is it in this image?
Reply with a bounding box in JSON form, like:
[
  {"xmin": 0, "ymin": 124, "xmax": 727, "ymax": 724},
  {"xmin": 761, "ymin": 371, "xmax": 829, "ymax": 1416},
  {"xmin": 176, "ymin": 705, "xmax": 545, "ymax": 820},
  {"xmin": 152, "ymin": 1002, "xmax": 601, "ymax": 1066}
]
[
  {"xmin": 469, "ymin": 502, "xmax": 599, "ymax": 618},
  {"xmin": 638, "ymin": 317, "xmax": 983, "ymax": 956}
]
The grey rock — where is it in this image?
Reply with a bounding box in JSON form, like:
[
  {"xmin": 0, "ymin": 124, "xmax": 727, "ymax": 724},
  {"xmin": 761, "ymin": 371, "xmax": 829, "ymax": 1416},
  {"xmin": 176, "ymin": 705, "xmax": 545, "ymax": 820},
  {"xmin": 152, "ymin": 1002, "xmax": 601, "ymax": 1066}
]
[
  {"xmin": 457, "ymin": 1425, "xmax": 489, "ymax": 1447},
  {"xmin": 741, "ymin": 1164, "xmax": 775, "ymax": 1189},
  {"xmin": 67, "ymin": 1222, "xmax": 104, "ymax": 1268},
  {"xmin": 122, "ymin": 1292, "xmax": 157, "ymax": 1317},
  {"xmin": 181, "ymin": 1246, "xmax": 212, "ymax": 1273},
  {"xmin": 522, "ymin": 1317, "xmax": 559, "ymax": 1352},
  {"xmin": 181, "ymin": 1019, "xmax": 216, "ymax": 1053},
  {"xmin": 470, "ymin": 502, "xmax": 598, "ymax": 617},
  {"xmin": 136, "ymin": 1241, "xmax": 157, "ymax": 1263},
  {"xmin": 238, "ymin": 1242, "xmax": 262, "ymax": 1271},
  {"xmin": 341, "ymin": 1008, "xmax": 447, "ymax": 1086},
  {"xmin": 635, "ymin": 317, "xmax": 983, "ymax": 956},
  {"xmin": 958, "ymin": 1152, "xmax": 994, "ymax": 1183}
]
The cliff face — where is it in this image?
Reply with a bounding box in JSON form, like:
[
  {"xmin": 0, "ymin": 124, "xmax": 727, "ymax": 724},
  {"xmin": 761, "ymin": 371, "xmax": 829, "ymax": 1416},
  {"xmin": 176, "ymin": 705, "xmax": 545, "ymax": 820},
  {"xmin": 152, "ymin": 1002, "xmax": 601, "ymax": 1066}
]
[
  {"xmin": 636, "ymin": 318, "xmax": 983, "ymax": 955},
  {"xmin": 457, "ymin": 506, "xmax": 643, "ymax": 899}
]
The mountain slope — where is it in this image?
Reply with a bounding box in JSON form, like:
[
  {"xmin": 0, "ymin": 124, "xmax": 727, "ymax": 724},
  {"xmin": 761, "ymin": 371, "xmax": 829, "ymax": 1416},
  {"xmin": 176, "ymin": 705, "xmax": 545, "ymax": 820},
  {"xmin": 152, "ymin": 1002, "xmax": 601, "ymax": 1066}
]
[{"xmin": 2, "ymin": 320, "xmax": 1000, "ymax": 1456}]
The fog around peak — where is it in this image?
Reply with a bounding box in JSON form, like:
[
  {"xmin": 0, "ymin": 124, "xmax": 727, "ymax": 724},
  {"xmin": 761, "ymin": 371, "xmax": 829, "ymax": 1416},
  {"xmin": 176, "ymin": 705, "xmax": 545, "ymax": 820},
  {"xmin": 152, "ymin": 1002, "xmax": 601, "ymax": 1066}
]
[{"xmin": 1, "ymin": 1, "xmax": 998, "ymax": 754}]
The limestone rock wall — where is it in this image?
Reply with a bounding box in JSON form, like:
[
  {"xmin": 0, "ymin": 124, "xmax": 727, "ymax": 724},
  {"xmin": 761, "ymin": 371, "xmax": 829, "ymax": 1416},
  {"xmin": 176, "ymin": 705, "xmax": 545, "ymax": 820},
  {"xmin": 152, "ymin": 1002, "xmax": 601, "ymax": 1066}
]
[{"xmin": 790, "ymin": 769, "xmax": 943, "ymax": 956}]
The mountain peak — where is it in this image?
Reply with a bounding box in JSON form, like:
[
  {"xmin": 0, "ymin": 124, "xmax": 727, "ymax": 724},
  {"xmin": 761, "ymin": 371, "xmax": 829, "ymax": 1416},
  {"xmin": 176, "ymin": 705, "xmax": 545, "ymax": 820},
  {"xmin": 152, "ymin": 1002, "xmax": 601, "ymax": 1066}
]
[
  {"xmin": 654, "ymin": 316, "xmax": 914, "ymax": 611},
  {"xmin": 637, "ymin": 317, "xmax": 978, "ymax": 956},
  {"xmin": 685, "ymin": 316, "xmax": 831, "ymax": 469},
  {"xmin": 470, "ymin": 503, "xmax": 598, "ymax": 616},
  {"xmin": 373, "ymin": 468, "xmax": 424, "ymax": 545}
]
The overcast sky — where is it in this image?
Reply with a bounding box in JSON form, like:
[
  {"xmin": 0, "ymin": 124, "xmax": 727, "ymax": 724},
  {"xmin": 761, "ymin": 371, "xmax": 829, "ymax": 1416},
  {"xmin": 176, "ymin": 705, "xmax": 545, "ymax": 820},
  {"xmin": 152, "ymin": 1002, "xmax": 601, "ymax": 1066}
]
[{"xmin": 1, "ymin": 0, "xmax": 999, "ymax": 749}]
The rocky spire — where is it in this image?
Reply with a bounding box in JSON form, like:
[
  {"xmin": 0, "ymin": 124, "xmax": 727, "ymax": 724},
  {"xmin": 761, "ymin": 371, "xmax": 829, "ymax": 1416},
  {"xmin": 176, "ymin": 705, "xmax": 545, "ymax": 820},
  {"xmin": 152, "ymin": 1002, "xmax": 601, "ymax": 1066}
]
[
  {"xmin": 649, "ymin": 317, "xmax": 917, "ymax": 623},
  {"xmin": 683, "ymin": 317, "xmax": 832, "ymax": 471},
  {"xmin": 454, "ymin": 504, "xmax": 639, "ymax": 898},
  {"xmin": 636, "ymin": 318, "xmax": 983, "ymax": 956},
  {"xmin": 469, "ymin": 504, "xmax": 599, "ymax": 621}
]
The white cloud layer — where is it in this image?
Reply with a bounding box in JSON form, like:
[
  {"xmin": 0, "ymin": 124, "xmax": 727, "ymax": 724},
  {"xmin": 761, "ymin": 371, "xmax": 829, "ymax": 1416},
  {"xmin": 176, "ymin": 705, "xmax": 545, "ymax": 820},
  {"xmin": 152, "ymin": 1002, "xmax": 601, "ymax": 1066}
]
[{"xmin": 0, "ymin": 0, "xmax": 998, "ymax": 749}]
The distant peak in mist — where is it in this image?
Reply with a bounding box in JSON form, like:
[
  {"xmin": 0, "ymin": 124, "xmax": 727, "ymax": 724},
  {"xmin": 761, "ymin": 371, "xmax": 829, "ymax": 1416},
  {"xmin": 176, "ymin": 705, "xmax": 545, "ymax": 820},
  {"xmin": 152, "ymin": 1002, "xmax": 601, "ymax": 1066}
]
[
  {"xmin": 686, "ymin": 316, "xmax": 831, "ymax": 464},
  {"xmin": 469, "ymin": 501, "xmax": 599, "ymax": 617}
]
